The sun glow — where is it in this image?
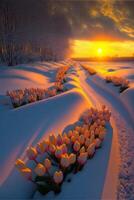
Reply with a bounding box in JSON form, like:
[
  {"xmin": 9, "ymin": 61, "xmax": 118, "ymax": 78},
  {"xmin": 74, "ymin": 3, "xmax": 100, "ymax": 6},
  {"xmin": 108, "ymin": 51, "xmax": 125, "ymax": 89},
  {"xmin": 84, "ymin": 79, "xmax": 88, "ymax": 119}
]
[
  {"xmin": 71, "ymin": 39, "xmax": 134, "ymax": 58},
  {"xmin": 97, "ymin": 48, "xmax": 103, "ymax": 56}
]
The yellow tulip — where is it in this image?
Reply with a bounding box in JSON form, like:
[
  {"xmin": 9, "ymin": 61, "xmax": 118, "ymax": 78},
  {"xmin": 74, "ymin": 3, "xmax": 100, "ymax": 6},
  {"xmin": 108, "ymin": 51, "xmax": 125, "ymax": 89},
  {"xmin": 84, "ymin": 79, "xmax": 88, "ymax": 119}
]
[
  {"xmin": 77, "ymin": 152, "xmax": 88, "ymax": 165},
  {"xmin": 60, "ymin": 154, "xmax": 70, "ymax": 168},
  {"xmin": 73, "ymin": 141, "xmax": 80, "ymax": 152},
  {"xmin": 69, "ymin": 153, "xmax": 76, "ymax": 164},
  {"xmin": 26, "ymin": 147, "xmax": 38, "ymax": 160},
  {"xmin": 15, "ymin": 159, "xmax": 26, "ymax": 170},
  {"xmin": 20, "ymin": 167, "xmax": 32, "ymax": 180},
  {"xmin": 53, "ymin": 171, "xmax": 63, "ymax": 184},
  {"xmin": 44, "ymin": 158, "xmax": 51, "ymax": 170},
  {"xmin": 34, "ymin": 163, "xmax": 46, "ymax": 176}
]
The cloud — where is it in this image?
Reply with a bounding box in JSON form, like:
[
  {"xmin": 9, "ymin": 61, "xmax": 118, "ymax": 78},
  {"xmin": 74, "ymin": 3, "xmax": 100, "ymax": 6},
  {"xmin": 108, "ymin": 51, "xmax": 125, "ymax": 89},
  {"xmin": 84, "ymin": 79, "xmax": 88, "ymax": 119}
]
[{"xmin": 99, "ymin": 0, "xmax": 134, "ymax": 38}]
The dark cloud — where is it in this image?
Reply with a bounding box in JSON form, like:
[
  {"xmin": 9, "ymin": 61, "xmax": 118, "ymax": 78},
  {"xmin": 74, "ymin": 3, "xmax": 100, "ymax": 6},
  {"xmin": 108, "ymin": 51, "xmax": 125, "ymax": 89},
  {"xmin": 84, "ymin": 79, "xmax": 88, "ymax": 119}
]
[{"xmin": 0, "ymin": 0, "xmax": 133, "ymax": 57}]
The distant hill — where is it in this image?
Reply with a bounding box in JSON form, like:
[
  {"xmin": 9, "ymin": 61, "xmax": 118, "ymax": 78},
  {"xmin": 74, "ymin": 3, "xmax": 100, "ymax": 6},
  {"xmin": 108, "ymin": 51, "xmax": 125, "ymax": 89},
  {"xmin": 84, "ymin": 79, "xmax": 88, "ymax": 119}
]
[{"xmin": 72, "ymin": 57, "xmax": 134, "ymax": 62}]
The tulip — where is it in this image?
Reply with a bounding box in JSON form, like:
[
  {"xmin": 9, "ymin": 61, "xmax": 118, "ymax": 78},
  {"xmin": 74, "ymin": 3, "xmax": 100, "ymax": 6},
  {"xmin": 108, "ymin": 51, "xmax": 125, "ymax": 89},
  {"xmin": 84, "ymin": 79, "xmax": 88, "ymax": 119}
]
[
  {"xmin": 60, "ymin": 154, "xmax": 70, "ymax": 168},
  {"xmin": 73, "ymin": 141, "xmax": 80, "ymax": 152},
  {"xmin": 49, "ymin": 134, "xmax": 56, "ymax": 145},
  {"xmin": 20, "ymin": 167, "xmax": 32, "ymax": 180},
  {"xmin": 42, "ymin": 140, "xmax": 49, "ymax": 152},
  {"xmin": 77, "ymin": 152, "xmax": 88, "ymax": 165},
  {"xmin": 49, "ymin": 144, "xmax": 56, "ymax": 154},
  {"xmin": 63, "ymin": 135, "xmax": 70, "ymax": 145},
  {"xmin": 80, "ymin": 146, "xmax": 85, "ymax": 153},
  {"xmin": 53, "ymin": 171, "xmax": 63, "ymax": 184},
  {"xmin": 94, "ymin": 128, "xmax": 99, "ymax": 136},
  {"xmin": 84, "ymin": 130, "xmax": 90, "ymax": 137},
  {"xmin": 89, "ymin": 134, "xmax": 95, "ymax": 144},
  {"xmin": 78, "ymin": 135, "xmax": 85, "ymax": 145},
  {"xmin": 26, "ymin": 147, "xmax": 38, "ymax": 160},
  {"xmin": 44, "ymin": 158, "xmax": 51, "ymax": 170},
  {"xmin": 57, "ymin": 134, "xmax": 63, "ymax": 146},
  {"xmin": 99, "ymin": 130, "xmax": 106, "ymax": 140},
  {"xmin": 69, "ymin": 153, "xmax": 76, "ymax": 164},
  {"xmin": 36, "ymin": 142, "xmax": 45, "ymax": 154},
  {"xmin": 80, "ymin": 127, "xmax": 85, "ymax": 134},
  {"xmin": 61, "ymin": 144, "xmax": 67, "ymax": 154},
  {"xmin": 55, "ymin": 146, "xmax": 63, "ymax": 158},
  {"xmin": 71, "ymin": 135, "xmax": 77, "ymax": 143},
  {"xmin": 87, "ymin": 143, "xmax": 95, "ymax": 157},
  {"xmin": 68, "ymin": 130, "xmax": 73, "ymax": 138},
  {"xmin": 74, "ymin": 126, "xmax": 81, "ymax": 132},
  {"xmin": 34, "ymin": 163, "xmax": 46, "ymax": 176},
  {"xmin": 85, "ymin": 138, "xmax": 90, "ymax": 147},
  {"xmin": 15, "ymin": 159, "xmax": 26, "ymax": 170},
  {"xmin": 101, "ymin": 120, "xmax": 106, "ymax": 126},
  {"xmin": 94, "ymin": 138, "xmax": 101, "ymax": 148},
  {"xmin": 73, "ymin": 131, "xmax": 79, "ymax": 139}
]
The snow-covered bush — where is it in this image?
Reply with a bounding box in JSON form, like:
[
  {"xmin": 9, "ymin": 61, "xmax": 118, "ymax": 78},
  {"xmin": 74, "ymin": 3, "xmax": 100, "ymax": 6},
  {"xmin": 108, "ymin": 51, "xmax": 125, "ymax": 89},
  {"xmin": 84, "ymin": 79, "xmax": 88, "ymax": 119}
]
[
  {"xmin": 81, "ymin": 65, "xmax": 96, "ymax": 75},
  {"xmin": 15, "ymin": 106, "xmax": 111, "ymax": 195},
  {"xmin": 105, "ymin": 76, "xmax": 129, "ymax": 93}
]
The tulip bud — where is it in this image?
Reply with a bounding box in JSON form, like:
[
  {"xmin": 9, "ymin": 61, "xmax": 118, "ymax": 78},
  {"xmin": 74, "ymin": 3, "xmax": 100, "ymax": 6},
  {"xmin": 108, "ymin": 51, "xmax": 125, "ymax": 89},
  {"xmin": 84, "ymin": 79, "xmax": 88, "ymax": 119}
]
[
  {"xmin": 89, "ymin": 134, "xmax": 95, "ymax": 144},
  {"xmin": 20, "ymin": 167, "xmax": 32, "ymax": 180},
  {"xmin": 53, "ymin": 171, "xmax": 63, "ymax": 184},
  {"xmin": 94, "ymin": 128, "xmax": 99, "ymax": 137},
  {"xmin": 87, "ymin": 143, "xmax": 95, "ymax": 157},
  {"xmin": 60, "ymin": 154, "xmax": 70, "ymax": 168},
  {"xmin": 85, "ymin": 138, "xmax": 90, "ymax": 147},
  {"xmin": 26, "ymin": 147, "xmax": 37, "ymax": 160},
  {"xmin": 63, "ymin": 135, "xmax": 70, "ymax": 145},
  {"xmin": 34, "ymin": 163, "xmax": 46, "ymax": 176},
  {"xmin": 101, "ymin": 120, "xmax": 106, "ymax": 126},
  {"xmin": 84, "ymin": 130, "xmax": 90, "ymax": 137},
  {"xmin": 71, "ymin": 135, "xmax": 76, "ymax": 143},
  {"xmin": 75, "ymin": 126, "xmax": 81, "ymax": 132},
  {"xmin": 73, "ymin": 131, "xmax": 79, "ymax": 139},
  {"xmin": 94, "ymin": 138, "xmax": 101, "ymax": 148},
  {"xmin": 49, "ymin": 144, "xmax": 56, "ymax": 154},
  {"xmin": 61, "ymin": 144, "xmax": 67, "ymax": 154},
  {"xmin": 77, "ymin": 152, "xmax": 88, "ymax": 165},
  {"xmin": 44, "ymin": 158, "xmax": 51, "ymax": 170},
  {"xmin": 99, "ymin": 128, "xmax": 106, "ymax": 140},
  {"xmin": 57, "ymin": 134, "xmax": 62, "ymax": 146},
  {"xmin": 80, "ymin": 146, "xmax": 85, "ymax": 153},
  {"xmin": 55, "ymin": 146, "xmax": 63, "ymax": 158},
  {"xmin": 73, "ymin": 141, "xmax": 80, "ymax": 152},
  {"xmin": 42, "ymin": 140, "xmax": 49, "ymax": 152},
  {"xmin": 68, "ymin": 130, "xmax": 73, "ymax": 138},
  {"xmin": 69, "ymin": 153, "xmax": 76, "ymax": 164},
  {"xmin": 49, "ymin": 134, "xmax": 56, "ymax": 145},
  {"xmin": 78, "ymin": 135, "xmax": 85, "ymax": 145},
  {"xmin": 15, "ymin": 159, "xmax": 26, "ymax": 170},
  {"xmin": 36, "ymin": 142, "xmax": 45, "ymax": 154}
]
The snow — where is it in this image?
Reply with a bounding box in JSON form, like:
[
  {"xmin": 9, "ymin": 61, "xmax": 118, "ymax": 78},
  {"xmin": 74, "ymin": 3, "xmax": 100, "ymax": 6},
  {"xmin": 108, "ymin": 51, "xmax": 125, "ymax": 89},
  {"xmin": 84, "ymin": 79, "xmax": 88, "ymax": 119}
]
[{"xmin": 0, "ymin": 61, "xmax": 134, "ymax": 199}]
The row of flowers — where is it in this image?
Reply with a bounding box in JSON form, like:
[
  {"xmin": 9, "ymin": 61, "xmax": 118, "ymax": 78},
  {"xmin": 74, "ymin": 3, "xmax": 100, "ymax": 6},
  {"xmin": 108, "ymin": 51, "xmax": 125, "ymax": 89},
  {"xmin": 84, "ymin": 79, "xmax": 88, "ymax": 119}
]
[
  {"xmin": 7, "ymin": 66, "xmax": 70, "ymax": 108},
  {"xmin": 15, "ymin": 105, "xmax": 111, "ymax": 195},
  {"xmin": 105, "ymin": 76, "xmax": 129, "ymax": 93},
  {"xmin": 81, "ymin": 65, "xmax": 96, "ymax": 75}
]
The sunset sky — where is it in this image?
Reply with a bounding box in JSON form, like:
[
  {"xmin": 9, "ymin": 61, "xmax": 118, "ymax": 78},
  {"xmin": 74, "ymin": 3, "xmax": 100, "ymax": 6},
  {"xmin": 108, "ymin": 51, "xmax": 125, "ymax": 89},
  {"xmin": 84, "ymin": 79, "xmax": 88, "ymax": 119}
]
[{"xmin": 1, "ymin": 0, "xmax": 134, "ymax": 58}]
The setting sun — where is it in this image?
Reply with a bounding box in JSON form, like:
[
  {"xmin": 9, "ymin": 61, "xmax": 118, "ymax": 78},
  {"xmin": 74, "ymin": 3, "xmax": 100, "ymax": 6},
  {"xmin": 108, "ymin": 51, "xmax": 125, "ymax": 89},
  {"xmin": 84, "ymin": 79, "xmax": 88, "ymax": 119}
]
[
  {"xmin": 71, "ymin": 39, "xmax": 134, "ymax": 58},
  {"xmin": 97, "ymin": 48, "xmax": 103, "ymax": 56}
]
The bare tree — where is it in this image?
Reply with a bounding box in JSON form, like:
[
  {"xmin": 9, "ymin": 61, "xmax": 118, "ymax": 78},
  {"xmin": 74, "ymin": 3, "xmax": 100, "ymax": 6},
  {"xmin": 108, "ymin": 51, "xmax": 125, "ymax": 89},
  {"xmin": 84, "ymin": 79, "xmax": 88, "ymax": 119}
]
[{"xmin": 0, "ymin": 1, "xmax": 18, "ymax": 66}]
